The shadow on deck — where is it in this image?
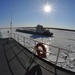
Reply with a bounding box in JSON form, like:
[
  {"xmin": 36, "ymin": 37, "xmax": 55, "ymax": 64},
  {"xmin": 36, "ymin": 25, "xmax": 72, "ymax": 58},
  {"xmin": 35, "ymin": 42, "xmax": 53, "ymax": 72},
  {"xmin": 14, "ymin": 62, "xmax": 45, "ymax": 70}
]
[{"xmin": 0, "ymin": 38, "xmax": 75, "ymax": 75}]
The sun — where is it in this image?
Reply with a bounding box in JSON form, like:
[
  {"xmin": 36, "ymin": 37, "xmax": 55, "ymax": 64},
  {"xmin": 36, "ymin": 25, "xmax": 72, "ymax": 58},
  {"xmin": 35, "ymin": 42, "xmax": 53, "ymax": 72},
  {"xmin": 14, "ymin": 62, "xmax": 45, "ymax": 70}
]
[
  {"xmin": 40, "ymin": 2, "xmax": 54, "ymax": 15},
  {"xmin": 44, "ymin": 5, "xmax": 52, "ymax": 13}
]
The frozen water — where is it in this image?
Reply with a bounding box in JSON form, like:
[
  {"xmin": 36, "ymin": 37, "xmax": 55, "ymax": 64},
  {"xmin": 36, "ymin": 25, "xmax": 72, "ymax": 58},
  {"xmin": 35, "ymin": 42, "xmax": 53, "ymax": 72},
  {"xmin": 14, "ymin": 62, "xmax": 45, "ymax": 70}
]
[{"xmin": 0, "ymin": 28, "xmax": 75, "ymax": 72}]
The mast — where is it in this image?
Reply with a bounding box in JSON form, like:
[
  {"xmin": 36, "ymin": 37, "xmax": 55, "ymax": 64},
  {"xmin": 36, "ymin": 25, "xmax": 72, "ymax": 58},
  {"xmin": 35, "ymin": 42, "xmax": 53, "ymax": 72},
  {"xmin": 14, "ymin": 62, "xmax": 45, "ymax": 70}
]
[
  {"xmin": 10, "ymin": 20, "xmax": 12, "ymax": 38},
  {"xmin": 10, "ymin": 7, "xmax": 13, "ymax": 38}
]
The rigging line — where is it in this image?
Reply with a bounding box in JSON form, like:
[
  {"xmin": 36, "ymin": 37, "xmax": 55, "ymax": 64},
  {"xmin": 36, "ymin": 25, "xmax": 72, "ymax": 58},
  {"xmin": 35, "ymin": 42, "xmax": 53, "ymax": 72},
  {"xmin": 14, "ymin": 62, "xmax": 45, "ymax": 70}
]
[
  {"xmin": 26, "ymin": 56, "xmax": 35, "ymax": 71},
  {"xmin": 26, "ymin": 46, "xmax": 36, "ymax": 70}
]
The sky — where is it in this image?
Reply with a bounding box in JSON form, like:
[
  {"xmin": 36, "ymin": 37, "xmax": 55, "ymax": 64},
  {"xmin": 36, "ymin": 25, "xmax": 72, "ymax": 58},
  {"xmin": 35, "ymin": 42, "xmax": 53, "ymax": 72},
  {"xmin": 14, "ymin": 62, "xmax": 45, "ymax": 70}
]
[{"xmin": 0, "ymin": 0, "xmax": 75, "ymax": 29}]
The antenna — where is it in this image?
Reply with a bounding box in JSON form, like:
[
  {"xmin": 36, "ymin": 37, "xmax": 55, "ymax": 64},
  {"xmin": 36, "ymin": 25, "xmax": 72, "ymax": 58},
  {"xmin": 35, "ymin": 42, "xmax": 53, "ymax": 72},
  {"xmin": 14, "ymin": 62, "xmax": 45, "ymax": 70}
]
[
  {"xmin": 10, "ymin": 16, "xmax": 12, "ymax": 38},
  {"xmin": 10, "ymin": 6, "xmax": 13, "ymax": 38}
]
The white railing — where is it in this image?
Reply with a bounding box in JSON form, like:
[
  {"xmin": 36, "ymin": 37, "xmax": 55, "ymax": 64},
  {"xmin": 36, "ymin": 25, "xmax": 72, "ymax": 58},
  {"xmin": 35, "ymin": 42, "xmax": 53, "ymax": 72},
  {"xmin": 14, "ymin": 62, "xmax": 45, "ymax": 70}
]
[{"xmin": 0, "ymin": 29, "xmax": 75, "ymax": 72}]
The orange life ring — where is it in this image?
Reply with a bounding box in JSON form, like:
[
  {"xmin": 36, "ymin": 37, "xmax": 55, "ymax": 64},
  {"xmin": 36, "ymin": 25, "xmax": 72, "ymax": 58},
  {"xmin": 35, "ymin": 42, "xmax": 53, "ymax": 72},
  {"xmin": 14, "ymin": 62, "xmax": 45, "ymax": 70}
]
[{"xmin": 35, "ymin": 43, "xmax": 46, "ymax": 58}]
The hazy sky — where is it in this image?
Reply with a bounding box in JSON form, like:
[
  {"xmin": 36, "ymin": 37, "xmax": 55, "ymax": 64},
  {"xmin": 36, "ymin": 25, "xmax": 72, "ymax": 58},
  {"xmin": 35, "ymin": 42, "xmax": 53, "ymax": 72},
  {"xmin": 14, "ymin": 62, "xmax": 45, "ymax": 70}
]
[{"xmin": 0, "ymin": 0, "xmax": 75, "ymax": 29}]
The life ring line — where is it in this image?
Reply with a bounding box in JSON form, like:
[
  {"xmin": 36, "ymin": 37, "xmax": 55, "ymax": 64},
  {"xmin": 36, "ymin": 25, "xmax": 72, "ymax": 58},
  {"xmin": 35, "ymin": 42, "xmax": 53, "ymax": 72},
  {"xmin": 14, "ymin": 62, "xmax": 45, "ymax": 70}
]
[{"xmin": 35, "ymin": 43, "xmax": 46, "ymax": 58}]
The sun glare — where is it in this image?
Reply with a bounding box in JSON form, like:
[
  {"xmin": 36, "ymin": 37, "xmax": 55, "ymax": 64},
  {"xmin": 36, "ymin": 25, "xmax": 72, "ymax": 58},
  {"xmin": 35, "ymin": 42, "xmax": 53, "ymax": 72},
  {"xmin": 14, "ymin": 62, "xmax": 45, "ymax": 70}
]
[
  {"xmin": 40, "ymin": 2, "xmax": 54, "ymax": 15},
  {"xmin": 44, "ymin": 5, "xmax": 52, "ymax": 13}
]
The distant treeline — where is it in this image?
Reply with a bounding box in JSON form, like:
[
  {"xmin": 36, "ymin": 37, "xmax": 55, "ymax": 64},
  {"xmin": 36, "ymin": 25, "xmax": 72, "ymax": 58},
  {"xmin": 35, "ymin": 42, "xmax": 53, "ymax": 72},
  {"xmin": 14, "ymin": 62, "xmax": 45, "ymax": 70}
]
[
  {"xmin": 19, "ymin": 27, "xmax": 75, "ymax": 32},
  {"xmin": 0, "ymin": 27, "xmax": 75, "ymax": 32},
  {"xmin": 44, "ymin": 27, "xmax": 75, "ymax": 32}
]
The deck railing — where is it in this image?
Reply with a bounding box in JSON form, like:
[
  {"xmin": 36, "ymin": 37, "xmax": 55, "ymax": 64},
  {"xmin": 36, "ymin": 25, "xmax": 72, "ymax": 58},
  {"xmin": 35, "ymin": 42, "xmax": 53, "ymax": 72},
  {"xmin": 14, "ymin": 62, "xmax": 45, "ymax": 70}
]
[
  {"xmin": 0, "ymin": 29, "xmax": 75, "ymax": 72},
  {"xmin": 12, "ymin": 33, "xmax": 75, "ymax": 72}
]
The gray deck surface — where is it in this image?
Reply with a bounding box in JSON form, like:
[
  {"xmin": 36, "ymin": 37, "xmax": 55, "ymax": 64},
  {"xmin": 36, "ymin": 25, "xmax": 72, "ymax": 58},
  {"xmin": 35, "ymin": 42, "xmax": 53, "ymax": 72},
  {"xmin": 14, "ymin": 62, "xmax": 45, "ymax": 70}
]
[
  {"xmin": 0, "ymin": 38, "xmax": 75, "ymax": 75},
  {"xmin": 0, "ymin": 38, "xmax": 26, "ymax": 75}
]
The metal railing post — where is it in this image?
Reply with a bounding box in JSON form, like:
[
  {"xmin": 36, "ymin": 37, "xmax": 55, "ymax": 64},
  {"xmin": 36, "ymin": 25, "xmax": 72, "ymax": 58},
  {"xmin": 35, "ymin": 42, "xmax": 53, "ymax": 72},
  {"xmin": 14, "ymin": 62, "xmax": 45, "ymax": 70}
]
[
  {"xmin": 14, "ymin": 33, "xmax": 15, "ymax": 39},
  {"xmin": 23, "ymin": 37, "xmax": 25, "ymax": 46},
  {"xmin": 55, "ymin": 48, "xmax": 60, "ymax": 64},
  {"xmin": 17, "ymin": 34, "xmax": 19, "ymax": 43},
  {"xmin": 33, "ymin": 41, "xmax": 37, "ymax": 54}
]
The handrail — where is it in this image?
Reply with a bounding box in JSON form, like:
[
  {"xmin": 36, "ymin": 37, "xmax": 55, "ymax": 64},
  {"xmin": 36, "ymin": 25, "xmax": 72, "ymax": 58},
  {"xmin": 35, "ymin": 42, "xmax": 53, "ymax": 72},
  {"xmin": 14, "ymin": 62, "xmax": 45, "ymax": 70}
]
[
  {"xmin": 1, "ymin": 30, "xmax": 75, "ymax": 72},
  {"xmin": 12, "ymin": 33, "xmax": 75, "ymax": 53},
  {"xmin": 11, "ymin": 33, "xmax": 75, "ymax": 72}
]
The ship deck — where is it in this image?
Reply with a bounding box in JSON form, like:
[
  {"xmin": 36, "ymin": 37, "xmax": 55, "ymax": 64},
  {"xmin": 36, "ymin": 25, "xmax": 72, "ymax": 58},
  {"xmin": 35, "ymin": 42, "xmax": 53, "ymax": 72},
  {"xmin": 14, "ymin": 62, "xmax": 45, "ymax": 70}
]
[
  {"xmin": 0, "ymin": 38, "xmax": 75, "ymax": 75},
  {"xmin": 0, "ymin": 38, "xmax": 27, "ymax": 75}
]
